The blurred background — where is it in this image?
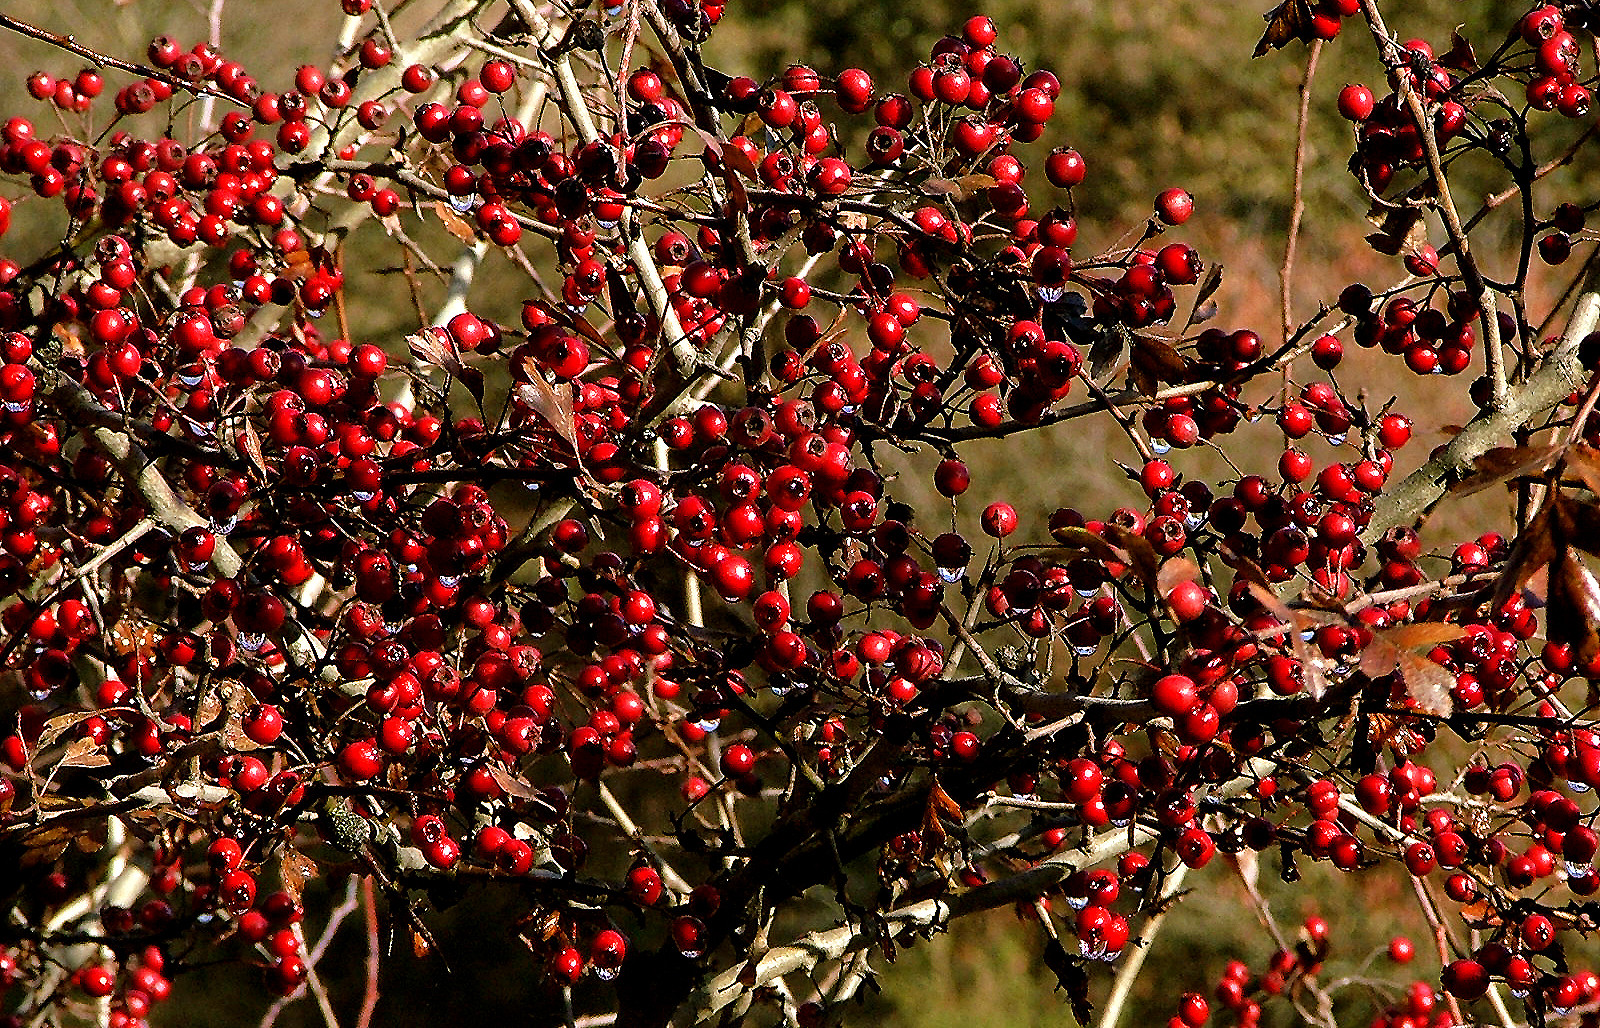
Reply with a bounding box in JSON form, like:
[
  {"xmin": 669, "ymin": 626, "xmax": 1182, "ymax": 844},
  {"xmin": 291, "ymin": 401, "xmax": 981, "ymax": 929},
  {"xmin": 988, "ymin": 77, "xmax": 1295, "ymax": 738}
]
[{"xmin": 0, "ymin": 1, "xmax": 1588, "ymax": 1024}]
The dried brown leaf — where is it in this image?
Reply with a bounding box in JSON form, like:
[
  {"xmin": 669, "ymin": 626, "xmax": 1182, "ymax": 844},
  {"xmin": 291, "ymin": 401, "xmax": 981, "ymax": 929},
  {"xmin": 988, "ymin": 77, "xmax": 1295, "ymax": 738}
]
[
  {"xmin": 1101, "ymin": 523, "xmax": 1160, "ymax": 587},
  {"xmin": 1185, "ymin": 264, "xmax": 1225, "ymax": 331},
  {"xmin": 1442, "ymin": 27, "xmax": 1479, "ymax": 72},
  {"xmin": 1451, "ymin": 443, "xmax": 1564, "ymax": 497},
  {"xmin": 1365, "ymin": 205, "xmax": 1427, "ymax": 257},
  {"xmin": 433, "ymin": 201, "xmax": 479, "ymax": 244},
  {"xmin": 1549, "ymin": 549, "xmax": 1600, "ymax": 664},
  {"xmin": 58, "ymin": 737, "xmax": 109, "ymax": 769},
  {"xmin": 1088, "ymin": 324, "xmax": 1133, "ymax": 386},
  {"xmin": 1254, "ymin": 0, "xmax": 1316, "ymax": 57},
  {"xmin": 37, "ymin": 711, "xmax": 102, "ymax": 751},
  {"xmin": 1491, "ymin": 504, "xmax": 1557, "ymax": 610},
  {"xmin": 237, "ymin": 418, "xmax": 268, "ymax": 480},
  {"xmin": 1569, "ymin": 500, "xmax": 1600, "ymax": 557},
  {"xmin": 1379, "ymin": 622, "xmax": 1468, "ymax": 650},
  {"xmin": 515, "ymin": 355, "xmax": 579, "ymax": 454},
  {"xmin": 1131, "ymin": 335, "xmax": 1189, "ymax": 385},
  {"xmin": 1565, "ymin": 442, "xmax": 1600, "ymax": 497},
  {"xmin": 280, "ymin": 848, "xmax": 319, "ymax": 904},
  {"xmin": 485, "ymin": 761, "xmax": 539, "ymax": 800},
  {"xmin": 1156, "ymin": 557, "xmax": 1203, "ymax": 597},
  {"xmin": 1046, "ymin": 527, "xmax": 1129, "ymax": 568},
  {"xmin": 1396, "ymin": 652, "xmax": 1455, "ymax": 717},
  {"xmin": 921, "ymin": 174, "xmax": 997, "ymax": 201}
]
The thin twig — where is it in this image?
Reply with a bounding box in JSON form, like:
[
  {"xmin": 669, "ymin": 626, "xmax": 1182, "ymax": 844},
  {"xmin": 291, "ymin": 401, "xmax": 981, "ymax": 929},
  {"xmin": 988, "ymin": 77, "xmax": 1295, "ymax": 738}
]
[
  {"xmin": 1098, "ymin": 864, "xmax": 1190, "ymax": 1028},
  {"xmin": 357, "ymin": 877, "xmax": 380, "ymax": 1028},
  {"xmin": 1355, "ymin": 0, "xmax": 1506, "ymax": 409},
  {"xmin": 0, "ymin": 13, "xmax": 245, "ymax": 107},
  {"xmin": 1281, "ymin": 40, "xmax": 1323, "ymax": 399}
]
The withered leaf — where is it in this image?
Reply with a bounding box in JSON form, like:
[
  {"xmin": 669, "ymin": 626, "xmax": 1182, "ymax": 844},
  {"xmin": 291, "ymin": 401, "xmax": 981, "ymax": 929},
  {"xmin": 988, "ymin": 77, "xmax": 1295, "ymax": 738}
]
[
  {"xmin": 407, "ymin": 327, "xmax": 484, "ymax": 404},
  {"xmin": 280, "ymin": 848, "xmax": 319, "ymax": 903},
  {"xmin": 74, "ymin": 817, "xmax": 109, "ymax": 854},
  {"xmin": 1128, "ymin": 360, "xmax": 1158, "ymax": 398},
  {"xmin": 1459, "ymin": 898, "xmax": 1502, "ymax": 929},
  {"xmin": 1548, "ymin": 549, "xmax": 1600, "ymax": 665},
  {"xmin": 409, "ymin": 326, "xmax": 463, "ymax": 374},
  {"xmin": 58, "ymin": 737, "xmax": 110, "ymax": 769},
  {"xmin": 1101, "ymin": 523, "xmax": 1160, "ymax": 587},
  {"xmin": 1188, "ymin": 299, "xmax": 1220, "ymax": 326},
  {"xmin": 1041, "ymin": 935, "xmax": 1093, "ymax": 1025},
  {"xmin": 1184, "ymin": 263, "xmax": 1225, "ymax": 332},
  {"xmin": 236, "ymin": 418, "xmax": 268, "ymax": 481},
  {"xmin": 18, "ymin": 823, "xmax": 74, "ymax": 869},
  {"xmin": 1244, "ymin": 581, "xmax": 1295, "ymax": 624},
  {"xmin": 1442, "ymin": 27, "xmax": 1479, "ymax": 72},
  {"xmin": 927, "ymin": 779, "xmax": 964, "ymax": 823},
  {"xmin": 515, "ymin": 354, "xmax": 579, "ymax": 454},
  {"xmin": 1046, "ymin": 527, "xmax": 1128, "ymax": 568},
  {"xmin": 1491, "ymin": 503, "xmax": 1556, "ymax": 611},
  {"xmin": 37, "ymin": 710, "xmax": 103, "ymax": 751},
  {"xmin": 432, "ymin": 201, "xmax": 479, "ymax": 244},
  {"xmin": 1358, "ymin": 625, "xmax": 1460, "ymax": 716},
  {"xmin": 1395, "ymin": 652, "xmax": 1455, "ymax": 717},
  {"xmin": 681, "ymin": 123, "xmax": 751, "ymax": 211},
  {"xmin": 1088, "ymin": 323, "xmax": 1133, "ymax": 386},
  {"xmin": 485, "ymin": 761, "xmax": 539, "ymax": 800},
  {"xmin": 1254, "ymin": 0, "xmax": 1316, "ymax": 57},
  {"xmin": 1379, "ymin": 622, "xmax": 1468, "ymax": 650},
  {"xmin": 1156, "ymin": 557, "xmax": 1203, "ymax": 597},
  {"xmin": 922, "ymin": 781, "xmax": 963, "ymax": 855},
  {"xmin": 1564, "ymin": 442, "xmax": 1600, "ymax": 498},
  {"xmin": 1131, "ymin": 335, "xmax": 1189, "ymax": 386},
  {"xmin": 1451, "ymin": 443, "xmax": 1564, "ymax": 497},
  {"xmin": 1365, "ymin": 205, "xmax": 1427, "ymax": 258},
  {"xmin": 1569, "ymin": 500, "xmax": 1600, "ymax": 556},
  {"xmin": 920, "ymin": 174, "xmax": 997, "ymax": 202}
]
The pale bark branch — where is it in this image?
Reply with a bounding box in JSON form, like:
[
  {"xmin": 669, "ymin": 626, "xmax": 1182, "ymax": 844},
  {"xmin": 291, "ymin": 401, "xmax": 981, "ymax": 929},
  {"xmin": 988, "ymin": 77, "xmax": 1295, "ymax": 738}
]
[{"xmin": 1363, "ymin": 292, "xmax": 1600, "ymax": 542}]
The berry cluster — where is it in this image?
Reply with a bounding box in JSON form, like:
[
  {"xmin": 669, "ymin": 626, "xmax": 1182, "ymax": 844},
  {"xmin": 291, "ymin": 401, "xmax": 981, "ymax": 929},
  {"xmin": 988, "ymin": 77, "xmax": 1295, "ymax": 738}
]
[{"xmin": 1, "ymin": 1, "xmax": 1600, "ymax": 1027}]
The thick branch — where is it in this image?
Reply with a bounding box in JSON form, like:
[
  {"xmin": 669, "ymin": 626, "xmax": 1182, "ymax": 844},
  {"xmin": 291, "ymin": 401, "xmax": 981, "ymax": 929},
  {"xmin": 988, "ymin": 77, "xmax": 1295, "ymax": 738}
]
[
  {"xmin": 1363, "ymin": 292, "xmax": 1600, "ymax": 541},
  {"xmin": 686, "ymin": 759, "xmax": 1273, "ymax": 1023}
]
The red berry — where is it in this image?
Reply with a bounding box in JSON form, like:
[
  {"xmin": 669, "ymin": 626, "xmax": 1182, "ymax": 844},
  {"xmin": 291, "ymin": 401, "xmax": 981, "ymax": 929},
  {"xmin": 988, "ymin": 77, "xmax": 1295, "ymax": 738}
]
[
  {"xmin": 981, "ymin": 502, "xmax": 1018, "ymax": 538},
  {"xmin": 1337, "ymin": 83, "xmax": 1375, "ymax": 121},
  {"xmin": 1045, "ymin": 147, "xmax": 1086, "ymax": 188},
  {"xmin": 1155, "ymin": 188, "xmax": 1194, "ymax": 226},
  {"xmin": 1151, "ymin": 674, "xmax": 1199, "ymax": 716},
  {"xmin": 721, "ymin": 743, "xmax": 756, "ymax": 777}
]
